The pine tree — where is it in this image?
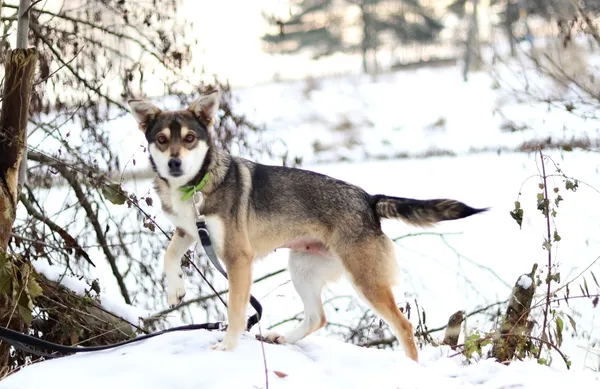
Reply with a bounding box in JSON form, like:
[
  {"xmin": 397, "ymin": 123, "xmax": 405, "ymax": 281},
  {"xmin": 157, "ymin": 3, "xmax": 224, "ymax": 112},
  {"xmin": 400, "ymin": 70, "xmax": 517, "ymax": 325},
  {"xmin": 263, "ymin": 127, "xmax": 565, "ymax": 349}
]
[
  {"xmin": 374, "ymin": 0, "xmax": 443, "ymax": 45},
  {"xmin": 262, "ymin": 0, "xmax": 345, "ymax": 59},
  {"xmin": 263, "ymin": 0, "xmax": 444, "ymax": 74}
]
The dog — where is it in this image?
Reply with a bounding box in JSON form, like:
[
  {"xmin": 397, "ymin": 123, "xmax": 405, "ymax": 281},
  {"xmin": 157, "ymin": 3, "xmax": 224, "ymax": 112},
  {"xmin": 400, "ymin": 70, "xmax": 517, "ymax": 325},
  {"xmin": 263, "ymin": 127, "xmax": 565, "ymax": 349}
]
[{"xmin": 128, "ymin": 88, "xmax": 486, "ymax": 362}]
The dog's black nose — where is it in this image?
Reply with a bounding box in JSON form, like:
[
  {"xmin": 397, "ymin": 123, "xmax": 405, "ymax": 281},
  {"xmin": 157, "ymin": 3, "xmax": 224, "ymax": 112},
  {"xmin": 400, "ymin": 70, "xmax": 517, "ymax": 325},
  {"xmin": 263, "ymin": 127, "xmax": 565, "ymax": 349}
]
[{"xmin": 168, "ymin": 158, "xmax": 182, "ymax": 171}]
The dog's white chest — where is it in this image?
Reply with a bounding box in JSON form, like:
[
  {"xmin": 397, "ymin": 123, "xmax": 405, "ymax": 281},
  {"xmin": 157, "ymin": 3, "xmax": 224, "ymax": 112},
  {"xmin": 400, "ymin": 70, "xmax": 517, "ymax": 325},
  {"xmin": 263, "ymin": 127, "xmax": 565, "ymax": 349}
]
[
  {"xmin": 163, "ymin": 190, "xmax": 225, "ymax": 258},
  {"xmin": 164, "ymin": 191, "xmax": 197, "ymax": 238}
]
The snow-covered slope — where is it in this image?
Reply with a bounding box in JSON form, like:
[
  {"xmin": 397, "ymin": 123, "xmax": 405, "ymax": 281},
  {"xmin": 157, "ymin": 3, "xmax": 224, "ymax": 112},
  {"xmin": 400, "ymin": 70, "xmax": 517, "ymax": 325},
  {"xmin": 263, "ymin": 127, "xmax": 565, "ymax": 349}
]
[
  {"xmin": 6, "ymin": 60, "xmax": 600, "ymax": 386},
  {"xmin": 2, "ymin": 330, "xmax": 598, "ymax": 389}
]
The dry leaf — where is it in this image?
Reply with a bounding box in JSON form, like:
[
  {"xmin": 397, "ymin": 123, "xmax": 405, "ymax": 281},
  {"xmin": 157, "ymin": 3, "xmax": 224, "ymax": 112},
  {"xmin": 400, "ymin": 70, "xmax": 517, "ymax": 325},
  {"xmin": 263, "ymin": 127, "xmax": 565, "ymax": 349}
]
[{"xmin": 274, "ymin": 371, "xmax": 288, "ymax": 378}]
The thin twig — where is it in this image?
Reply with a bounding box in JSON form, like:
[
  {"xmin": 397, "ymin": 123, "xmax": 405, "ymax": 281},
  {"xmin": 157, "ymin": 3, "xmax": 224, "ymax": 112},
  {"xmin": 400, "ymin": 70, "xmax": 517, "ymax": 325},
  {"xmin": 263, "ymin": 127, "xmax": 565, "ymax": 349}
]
[
  {"xmin": 526, "ymin": 335, "xmax": 570, "ymax": 369},
  {"xmin": 554, "ymin": 255, "xmax": 600, "ymax": 294},
  {"xmin": 22, "ymin": 0, "xmax": 43, "ymax": 16},
  {"xmin": 537, "ymin": 148, "xmax": 552, "ymax": 358},
  {"xmin": 257, "ymin": 321, "xmax": 269, "ymax": 389},
  {"xmin": 188, "ymin": 259, "xmax": 227, "ymax": 309},
  {"xmin": 18, "ymin": 193, "xmax": 95, "ymax": 267},
  {"xmin": 3, "ymin": 3, "xmax": 182, "ymax": 74},
  {"xmin": 394, "ymin": 232, "xmax": 510, "ymax": 288},
  {"xmin": 10, "ymin": 233, "xmax": 69, "ymax": 255},
  {"xmin": 147, "ymin": 269, "xmax": 287, "ymax": 321},
  {"xmin": 30, "ymin": 24, "xmax": 126, "ymax": 110},
  {"xmin": 33, "ymin": 42, "xmax": 84, "ymax": 85},
  {"xmin": 32, "ymin": 154, "xmax": 131, "ymax": 303},
  {"xmin": 392, "ymin": 231, "xmax": 462, "ymax": 241},
  {"xmin": 360, "ymin": 299, "xmax": 507, "ymax": 347}
]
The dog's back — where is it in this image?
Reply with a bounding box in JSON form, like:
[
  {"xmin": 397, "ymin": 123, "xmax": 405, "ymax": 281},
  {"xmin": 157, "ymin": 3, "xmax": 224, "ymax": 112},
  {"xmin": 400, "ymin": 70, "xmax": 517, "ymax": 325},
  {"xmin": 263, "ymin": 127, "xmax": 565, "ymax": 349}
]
[{"xmin": 210, "ymin": 159, "xmax": 485, "ymax": 256}]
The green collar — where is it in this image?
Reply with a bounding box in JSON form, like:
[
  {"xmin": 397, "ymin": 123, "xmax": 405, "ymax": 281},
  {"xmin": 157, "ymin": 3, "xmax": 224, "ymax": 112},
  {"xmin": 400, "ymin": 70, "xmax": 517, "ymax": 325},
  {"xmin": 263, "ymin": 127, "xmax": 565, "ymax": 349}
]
[{"xmin": 179, "ymin": 173, "xmax": 210, "ymax": 201}]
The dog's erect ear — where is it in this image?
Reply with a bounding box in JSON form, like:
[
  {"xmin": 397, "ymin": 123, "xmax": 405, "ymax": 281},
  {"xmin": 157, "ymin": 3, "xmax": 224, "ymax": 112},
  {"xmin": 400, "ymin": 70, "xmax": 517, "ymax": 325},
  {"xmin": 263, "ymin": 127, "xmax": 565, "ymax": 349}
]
[
  {"xmin": 128, "ymin": 99, "xmax": 161, "ymax": 131},
  {"xmin": 188, "ymin": 89, "xmax": 220, "ymax": 124}
]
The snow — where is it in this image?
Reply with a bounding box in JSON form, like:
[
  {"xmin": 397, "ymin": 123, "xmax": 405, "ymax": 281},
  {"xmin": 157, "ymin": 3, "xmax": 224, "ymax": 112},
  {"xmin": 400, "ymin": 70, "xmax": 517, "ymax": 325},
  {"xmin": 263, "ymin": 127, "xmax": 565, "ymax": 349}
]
[
  {"xmin": 231, "ymin": 65, "xmax": 600, "ymax": 165},
  {"xmin": 8, "ymin": 151, "xmax": 600, "ymax": 388},
  {"xmin": 7, "ymin": 55, "xmax": 600, "ymax": 386},
  {"xmin": 517, "ymin": 275, "xmax": 533, "ymax": 290},
  {"xmin": 2, "ymin": 330, "xmax": 599, "ymax": 389}
]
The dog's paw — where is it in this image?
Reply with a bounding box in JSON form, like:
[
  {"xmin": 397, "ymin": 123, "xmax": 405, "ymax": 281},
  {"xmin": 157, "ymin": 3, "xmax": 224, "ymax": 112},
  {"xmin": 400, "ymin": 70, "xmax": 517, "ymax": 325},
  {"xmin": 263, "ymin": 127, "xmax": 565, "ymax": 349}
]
[
  {"xmin": 211, "ymin": 338, "xmax": 238, "ymax": 351},
  {"xmin": 167, "ymin": 278, "xmax": 186, "ymax": 307},
  {"xmin": 256, "ymin": 332, "xmax": 286, "ymax": 345}
]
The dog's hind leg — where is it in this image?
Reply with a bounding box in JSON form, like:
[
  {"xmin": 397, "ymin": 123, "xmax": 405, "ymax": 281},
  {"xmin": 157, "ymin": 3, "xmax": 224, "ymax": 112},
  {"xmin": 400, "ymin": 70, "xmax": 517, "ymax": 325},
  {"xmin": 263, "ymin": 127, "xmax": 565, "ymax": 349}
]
[
  {"xmin": 341, "ymin": 236, "xmax": 419, "ymax": 362},
  {"xmin": 165, "ymin": 228, "xmax": 195, "ymax": 307},
  {"xmin": 263, "ymin": 250, "xmax": 343, "ymax": 344}
]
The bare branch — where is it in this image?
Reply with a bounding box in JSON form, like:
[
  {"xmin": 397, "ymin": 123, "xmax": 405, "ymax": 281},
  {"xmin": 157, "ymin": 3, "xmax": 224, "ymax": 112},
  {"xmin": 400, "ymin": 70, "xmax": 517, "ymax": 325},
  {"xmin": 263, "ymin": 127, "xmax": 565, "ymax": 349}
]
[
  {"xmin": 3, "ymin": 3, "xmax": 182, "ymax": 74},
  {"xmin": 146, "ymin": 268, "xmax": 287, "ymax": 323},
  {"xmin": 28, "ymin": 151, "xmax": 131, "ymax": 304},
  {"xmin": 18, "ymin": 193, "xmax": 95, "ymax": 267},
  {"xmin": 30, "ymin": 24, "xmax": 126, "ymax": 110}
]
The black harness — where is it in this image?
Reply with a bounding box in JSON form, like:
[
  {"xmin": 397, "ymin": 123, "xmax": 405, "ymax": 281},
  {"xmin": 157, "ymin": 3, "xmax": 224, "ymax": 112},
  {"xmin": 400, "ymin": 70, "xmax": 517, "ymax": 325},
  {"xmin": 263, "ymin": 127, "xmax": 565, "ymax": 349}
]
[{"xmin": 0, "ymin": 214, "xmax": 263, "ymax": 359}]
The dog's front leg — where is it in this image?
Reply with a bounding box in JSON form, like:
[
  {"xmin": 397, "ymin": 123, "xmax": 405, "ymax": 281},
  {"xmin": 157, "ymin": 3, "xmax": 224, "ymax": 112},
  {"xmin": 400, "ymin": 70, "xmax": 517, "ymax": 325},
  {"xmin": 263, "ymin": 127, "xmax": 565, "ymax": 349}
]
[
  {"xmin": 212, "ymin": 253, "xmax": 253, "ymax": 351},
  {"xmin": 164, "ymin": 228, "xmax": 195, "ymax": 307}
]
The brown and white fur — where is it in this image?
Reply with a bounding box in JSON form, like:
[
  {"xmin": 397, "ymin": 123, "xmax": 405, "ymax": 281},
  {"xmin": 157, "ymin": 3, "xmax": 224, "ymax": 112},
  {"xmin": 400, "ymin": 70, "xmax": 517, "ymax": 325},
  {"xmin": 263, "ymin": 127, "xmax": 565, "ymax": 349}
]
[{"xmin": 128, "ymin": 88, "xmax": 486, "ymax": 362}]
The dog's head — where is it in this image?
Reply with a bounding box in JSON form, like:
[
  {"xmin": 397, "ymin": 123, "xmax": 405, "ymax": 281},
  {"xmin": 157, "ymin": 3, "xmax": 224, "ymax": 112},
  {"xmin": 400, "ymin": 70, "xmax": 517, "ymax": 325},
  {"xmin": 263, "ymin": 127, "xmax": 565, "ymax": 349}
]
[{"xmin": 127, "ymin": 89, "xmax": 220, "ymax": 187}]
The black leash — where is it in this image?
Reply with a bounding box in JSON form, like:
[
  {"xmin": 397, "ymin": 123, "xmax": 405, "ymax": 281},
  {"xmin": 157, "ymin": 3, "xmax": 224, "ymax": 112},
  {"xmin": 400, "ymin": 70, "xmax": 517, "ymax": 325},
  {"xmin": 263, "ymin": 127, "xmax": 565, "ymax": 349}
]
[
  {"xmin": 0, "ymin": 323, "xmax": 224, "ymax": 359},
  {"xmin": 0, "ymin": 216, "xmax": 263, "ymax": 358}
]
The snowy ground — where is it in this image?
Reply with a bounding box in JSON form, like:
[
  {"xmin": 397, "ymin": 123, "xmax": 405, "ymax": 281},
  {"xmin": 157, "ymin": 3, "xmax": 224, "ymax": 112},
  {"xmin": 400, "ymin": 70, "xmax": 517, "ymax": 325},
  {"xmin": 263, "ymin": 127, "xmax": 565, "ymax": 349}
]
[
  {"xmin": 4, "ymin": 59, "xmax": 600, "ymax": 386},
  {"xmin": 2, "ymin": 329, "xmax": 599, "ymax": 389},
  {"xmin": 4, "ymin": 150, "xmax": 598, "ymax": 388},
  {"xmin": 232, "ymin": 61, "xmax": 600, "ymax": 165}
]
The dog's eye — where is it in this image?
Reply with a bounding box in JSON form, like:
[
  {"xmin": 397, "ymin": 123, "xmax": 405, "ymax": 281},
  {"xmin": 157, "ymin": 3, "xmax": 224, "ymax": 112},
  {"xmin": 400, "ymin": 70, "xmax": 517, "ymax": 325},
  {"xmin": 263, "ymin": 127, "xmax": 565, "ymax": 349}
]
[
  {"xmin": 184, "ymin": 134, "xmax": 195, "ymax": 143},
  {"xmin": 156, "ymin": 135, "xmax": 168, "ymax": 145}
]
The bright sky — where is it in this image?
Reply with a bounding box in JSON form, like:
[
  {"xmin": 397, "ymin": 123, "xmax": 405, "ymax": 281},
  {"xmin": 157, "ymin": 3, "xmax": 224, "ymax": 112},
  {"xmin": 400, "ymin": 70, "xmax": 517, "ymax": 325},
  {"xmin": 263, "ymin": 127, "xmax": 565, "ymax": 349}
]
[
  {"xmin": 180, "ymin": 0, "xmax": 366, "ymax": 87},
  {"xmin": 180, "ymin": 0, "xmax": 468, "ymax": 87},
  {"xmin": 180, "ymin": 0, "xmax": 279, "ymax": 87},
  {"xmin": 181, "ymin": 0, "xmax": 290, "ymax": 87}
]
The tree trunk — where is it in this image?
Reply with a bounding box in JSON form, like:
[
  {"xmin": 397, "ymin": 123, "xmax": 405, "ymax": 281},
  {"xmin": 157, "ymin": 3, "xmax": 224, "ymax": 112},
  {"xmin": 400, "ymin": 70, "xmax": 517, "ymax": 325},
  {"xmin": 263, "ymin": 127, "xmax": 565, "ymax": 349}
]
[
  {"xmin": 463, "ymin": 0, "xmax": 480, "ymax": 82},
  {"xmin": 372, "ymin": 49, "xmax": 378, "ymax": 78},
  {"xmin": 443, "ymin": 310, "xmax": 464, "ymax": 349},
  {"xmin": 0, "ymin": 47, "xmax": 37, "ymax": 374},
  {"xmin": 16, "ymin": 0, "xmax": 32, "ymax": 195},
  {"xmin": 360, "ymin": 2, "xmax": 369, "ymax": 74},
  {"xmin": 491, "ymin": 267, "xmax": 536, "ymax": 362},
  {"xmin": 504, "ymin": 2, "xmax": 517, "ymax": 57},
  {"xmin": 0, "ymin": 48, "xmax": 37, "ymax": 251}
]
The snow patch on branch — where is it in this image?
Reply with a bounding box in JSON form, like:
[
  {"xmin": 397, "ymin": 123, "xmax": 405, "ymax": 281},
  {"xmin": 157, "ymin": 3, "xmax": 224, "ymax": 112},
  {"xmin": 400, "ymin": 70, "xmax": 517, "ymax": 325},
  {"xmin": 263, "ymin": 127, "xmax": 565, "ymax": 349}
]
[
  {"xmin": 33, "ymin": 260, "xmax": 150, "ymax": 326},
  {"xmin": 517, "ymin": 275, "xmax": 533, "ymax": 290}
]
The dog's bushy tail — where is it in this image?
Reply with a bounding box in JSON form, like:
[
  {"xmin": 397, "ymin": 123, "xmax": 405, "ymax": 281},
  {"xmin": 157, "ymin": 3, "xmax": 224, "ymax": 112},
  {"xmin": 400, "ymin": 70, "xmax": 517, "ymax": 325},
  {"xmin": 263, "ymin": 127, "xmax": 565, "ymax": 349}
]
[{"xmin": 371, "ymin": 195, "xmax": 487, "ymax": 227}]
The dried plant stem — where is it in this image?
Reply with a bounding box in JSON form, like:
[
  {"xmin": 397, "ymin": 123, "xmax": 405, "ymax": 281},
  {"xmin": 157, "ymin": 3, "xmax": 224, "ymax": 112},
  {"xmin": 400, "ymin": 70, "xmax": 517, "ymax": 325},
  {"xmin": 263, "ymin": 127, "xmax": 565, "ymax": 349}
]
[
  {"xmin": 537, "ymin": 148, "xmax": 552, "ymax": 358},
  {"xmin": 257, "ymin": 321, "xmax": 270, "ymax": 389}
]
